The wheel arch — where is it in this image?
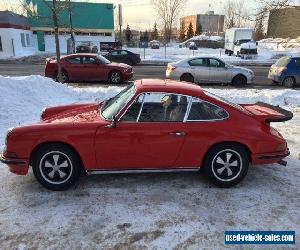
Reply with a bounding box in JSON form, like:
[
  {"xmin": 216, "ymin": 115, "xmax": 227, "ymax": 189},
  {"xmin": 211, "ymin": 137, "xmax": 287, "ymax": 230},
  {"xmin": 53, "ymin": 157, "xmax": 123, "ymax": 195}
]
[
  {"xmin": 232, "ymin": 73, "xmax": 247, "ymax": 85},
  {"xmin": 200, "ymin": 141, "xmax": 252, "ymax": 168},
  {"xmin": 180, "ymin": 72, "xmax": 194, "ymax": 82},
  {"xmin": 29, "ymin": 141, "xmax": 85, "ymax": 172}
]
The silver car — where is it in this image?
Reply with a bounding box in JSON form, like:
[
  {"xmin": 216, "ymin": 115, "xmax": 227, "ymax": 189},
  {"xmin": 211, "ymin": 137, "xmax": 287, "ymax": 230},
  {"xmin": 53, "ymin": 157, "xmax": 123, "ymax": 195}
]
[{"xmin": 166, "ymin": 56, "xmax": 254, "ymax": 86}]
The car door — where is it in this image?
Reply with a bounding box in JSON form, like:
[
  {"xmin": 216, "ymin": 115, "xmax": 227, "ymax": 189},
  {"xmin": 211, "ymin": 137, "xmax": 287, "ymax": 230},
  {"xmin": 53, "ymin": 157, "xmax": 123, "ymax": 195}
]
[
  {"xmin": 188, "ymin": 58, "xmax": 210, "ymax": 83},
  {"xmin": 109, "ymin": 50, "xmax": 122, "ymax": 63},
  {"xmin": 294, "ymin": 58, "xmax": 300, "ymax": 84},
  {"xmin": 94, "ymin": 92, "xmax": 190, "ymax": 169},
  {"xmin": 208, "ymin": 58, "xmax": 229, "ymax": 83},
  {"xmin": 82, "ymin": 56, "xmax": 106, "ymax": 81},
  {"xmin": 64, "ymin": 56, "xmax": 83, "ymax": 81}
]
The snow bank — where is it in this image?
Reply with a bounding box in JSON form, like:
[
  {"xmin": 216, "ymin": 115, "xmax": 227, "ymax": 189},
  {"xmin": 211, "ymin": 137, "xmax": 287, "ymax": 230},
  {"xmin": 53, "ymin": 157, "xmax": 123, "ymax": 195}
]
[
  {"xmin": 259, "ymin": 37, "xmax": 300, "ymax": 50},
  {"xmin": 1, "ymin": 75, "xmax": 300, "ymax": 149}
]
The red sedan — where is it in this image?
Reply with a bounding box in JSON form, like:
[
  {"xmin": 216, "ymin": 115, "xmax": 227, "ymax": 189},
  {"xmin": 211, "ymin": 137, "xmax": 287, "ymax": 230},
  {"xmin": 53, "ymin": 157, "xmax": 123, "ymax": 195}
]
[
  {"xmin": 44, "ymin": 53, "xmax": 133, "ymax": 84},
  {"xmin": 1, "ymin": 79, "xmax": 292, "ymax": 190}
]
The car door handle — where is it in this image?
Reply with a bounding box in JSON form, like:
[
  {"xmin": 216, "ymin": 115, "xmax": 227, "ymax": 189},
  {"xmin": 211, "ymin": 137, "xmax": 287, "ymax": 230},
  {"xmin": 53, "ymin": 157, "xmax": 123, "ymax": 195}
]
[{"xmin": 170, "ymin": 131, "xmax": 186, "ymax": 137}]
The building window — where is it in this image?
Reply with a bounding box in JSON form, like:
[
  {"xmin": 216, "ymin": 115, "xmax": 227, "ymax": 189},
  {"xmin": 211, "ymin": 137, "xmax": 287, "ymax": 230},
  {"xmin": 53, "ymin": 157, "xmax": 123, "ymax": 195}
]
[
  {"xmin": 0, "ymin": 36, "xmax": 2, "ymax": 51},
  {"xmin": 21, "ymin": 33, "xmax": 26, "ymax": 47},
  {"xmin": 26, "ymin": 34, "xmax": 30, "ymax": 46},
  {"xmin": 105, "ymin": 33, "xmax": 112, "ymax": 36}
]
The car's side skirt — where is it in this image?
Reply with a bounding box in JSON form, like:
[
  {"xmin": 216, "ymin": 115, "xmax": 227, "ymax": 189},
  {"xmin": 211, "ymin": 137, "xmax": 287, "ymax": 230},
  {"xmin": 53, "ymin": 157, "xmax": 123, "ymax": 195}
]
[{"xmin": 86, "ymin": 168, "xmax": 200, "ymax": 175}]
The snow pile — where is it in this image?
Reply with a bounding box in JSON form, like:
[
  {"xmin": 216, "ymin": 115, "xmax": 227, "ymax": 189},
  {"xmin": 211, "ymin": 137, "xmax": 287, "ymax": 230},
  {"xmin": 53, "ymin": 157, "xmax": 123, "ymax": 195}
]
[
  {"xmin": 185, "ymin": 34, "xmax": 224, "ymax": 43},
  {"xmin": 0, "ymin": 75, "xmax": 120, "ymax": 149},
  {"xmin": 259, "ymin": 37, "xmax": 300, "ymax": 50}
]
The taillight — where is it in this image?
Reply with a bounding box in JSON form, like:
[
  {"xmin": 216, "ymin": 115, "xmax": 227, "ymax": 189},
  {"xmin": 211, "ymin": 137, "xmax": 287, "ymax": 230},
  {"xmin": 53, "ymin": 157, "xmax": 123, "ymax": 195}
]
[
  {"xmin": 167, "ymin": 65, "xmax": 176, "ymax": 71},
  {"xmin": 278, "ymin": 67, "xmax": 287, "ymax": 75}
]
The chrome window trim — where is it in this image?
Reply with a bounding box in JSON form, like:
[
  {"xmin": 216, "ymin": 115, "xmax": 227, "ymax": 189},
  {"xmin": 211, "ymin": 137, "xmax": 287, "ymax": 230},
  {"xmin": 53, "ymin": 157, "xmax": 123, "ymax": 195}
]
[
  {"xmin": 119, "ymin": 92, "xmax": 191, "ymax": 123},
  {"xmin": 186, "ymin": 97, "xmax": 230, "ymax": 122}
]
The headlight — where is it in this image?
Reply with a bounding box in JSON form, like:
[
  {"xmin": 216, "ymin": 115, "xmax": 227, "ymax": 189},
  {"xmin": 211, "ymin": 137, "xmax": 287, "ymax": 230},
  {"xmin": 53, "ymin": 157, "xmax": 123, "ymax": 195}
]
[{"xmin": 5, "ymin": 128, "xmax": 14, "ymax": 146}]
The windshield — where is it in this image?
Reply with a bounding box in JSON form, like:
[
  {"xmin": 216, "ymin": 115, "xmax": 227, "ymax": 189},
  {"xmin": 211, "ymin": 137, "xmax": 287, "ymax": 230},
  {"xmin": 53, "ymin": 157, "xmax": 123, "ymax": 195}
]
[
  {"xmin": 275, "ymin": 57, "xmax": 291, "ymax": 67},
  {"xmin": 101, "ymin": 84, "xmax": 136, "ymax": 119},
  {"xmin": 204, "ymin": 91, "xmax": 246, "ymax": 112},
  {"xmin": 97, "ymin": 55, "xmax": 111, "ymax": 64},
  {"xmin": 237, "ymin": 39, "xmax": 251, "ymax": 45}
]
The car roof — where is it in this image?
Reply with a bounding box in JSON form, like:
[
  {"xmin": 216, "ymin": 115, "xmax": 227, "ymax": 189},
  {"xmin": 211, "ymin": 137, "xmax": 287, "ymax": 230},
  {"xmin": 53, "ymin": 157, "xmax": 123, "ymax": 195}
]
[
  {"xmin": 64, "ymin": 53, "xmax": 97, "ymax": 57},
  {"xmin": 134, "ymin": 79, "xmax": 205, "ymax": 96}
]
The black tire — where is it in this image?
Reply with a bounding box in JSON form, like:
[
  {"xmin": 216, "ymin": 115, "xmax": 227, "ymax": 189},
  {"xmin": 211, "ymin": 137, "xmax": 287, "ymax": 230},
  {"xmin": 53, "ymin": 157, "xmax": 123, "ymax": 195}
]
[
  {"xmin": 232, "ymin": 74, "xmax": 247, "ymax": 86},
  {"xmin": 109, "ymin": 70, "xmax": 123, "ymax": 84},
  {"xmin": 203, "ymin": 143, "xmax": 249, "ymax": 188},
  {"xmin": 32, "ymin": 143, "xmax": 82, "ymax": 191},
  {"xmin": 180, "ymin": 73, "xmax": 194, "ymax": 83},
  {"xmin": 282, "ymin": 76, "xmax": 295, "ymax": 88},
  {"xmin": 55, "ymin": 70, "xmax": 69, "ymax": 83}
]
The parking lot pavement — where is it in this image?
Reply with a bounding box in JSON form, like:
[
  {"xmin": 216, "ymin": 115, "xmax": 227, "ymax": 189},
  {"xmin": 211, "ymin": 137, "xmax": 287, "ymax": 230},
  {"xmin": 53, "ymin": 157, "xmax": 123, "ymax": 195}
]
[{"xmin": 0, "ymin": 63, "xmax": 286, "ymax": 88}]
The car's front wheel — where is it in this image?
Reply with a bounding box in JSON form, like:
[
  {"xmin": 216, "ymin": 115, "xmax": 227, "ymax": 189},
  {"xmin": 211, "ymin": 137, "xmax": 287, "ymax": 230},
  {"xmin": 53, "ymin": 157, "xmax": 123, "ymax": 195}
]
[
  {"xmin": 109, "ymin": 70, "xmax": 123, "ymax": 84},
  {"xmin": 32, "ymin": 144, "xmax": 82, "ymax": 191},
  {"xmin": 282, "ymin": 76, "xmax": 295, "ymax": 88},
  {"xmin": 232, "ymin": 74, "xmax": 247, "ymax": 86},
  {"xmin": 55, "ymin": 70, "xmax": 69, "ymax": 83},
  {"xmin": 203, "ymin": 143, "xmax": 249, "ymax": 188}
]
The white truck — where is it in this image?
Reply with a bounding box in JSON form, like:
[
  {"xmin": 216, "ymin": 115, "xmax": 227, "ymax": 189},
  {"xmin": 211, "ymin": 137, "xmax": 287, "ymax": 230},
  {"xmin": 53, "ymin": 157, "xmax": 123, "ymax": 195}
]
[{"xmin": 224, "ymin": 28, "xmax": 258, "ymax": 58}]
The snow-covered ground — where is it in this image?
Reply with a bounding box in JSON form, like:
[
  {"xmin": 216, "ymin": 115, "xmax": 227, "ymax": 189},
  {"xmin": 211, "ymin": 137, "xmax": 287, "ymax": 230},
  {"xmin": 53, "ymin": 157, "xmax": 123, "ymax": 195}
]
[{"xmin": 0, "ymin": 76, "xmax": 299, "ymax": 248}]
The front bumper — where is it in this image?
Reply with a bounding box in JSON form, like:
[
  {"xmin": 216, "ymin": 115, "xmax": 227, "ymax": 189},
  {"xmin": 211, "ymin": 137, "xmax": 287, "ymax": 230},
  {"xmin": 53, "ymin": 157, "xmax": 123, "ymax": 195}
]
[
  {"xmin": 268, "ymin": 73, "xmax": 283, "ymax": 83},
  {"xmin": 0, "ymin": 154, "xmax": 29, "ymax": 175}
]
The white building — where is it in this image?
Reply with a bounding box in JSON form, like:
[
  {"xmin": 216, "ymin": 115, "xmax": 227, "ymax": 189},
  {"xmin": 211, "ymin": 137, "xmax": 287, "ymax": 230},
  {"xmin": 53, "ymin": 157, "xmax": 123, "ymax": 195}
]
[{"xmin": 0, "ymin": 11, "xmax": 38, "ymax": 59}]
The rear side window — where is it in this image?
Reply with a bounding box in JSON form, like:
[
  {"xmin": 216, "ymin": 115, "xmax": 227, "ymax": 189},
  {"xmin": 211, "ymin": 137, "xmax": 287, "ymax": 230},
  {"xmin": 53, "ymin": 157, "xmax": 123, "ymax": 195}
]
[
  {"xmin": 209, "ymin": 58, "xmax": 225, "ymax": 68},
  {"xmin": 187, "ymin": 98, "xmax": 228, "ymax": 121},
  {"xmin": 189, "ymin": 58, "xmax": 208, "ymax": 67},
  {"xmin": 295, "ymin": 59, "xmax": 300, "ymax": 67},
  {"xmin": 120, "ymin": 50, "xmax": 128, "ymax": 55},
  {"xmin": 275, "ymin": 57, "xmax": 291, "ymax": 67},
  {"xmin": 82, "ymin": 56, "xmax": 97, "ymax": 64},
  {"xmin": 66, "ymin": 57, "xmax": 81, "ymax": 64}
]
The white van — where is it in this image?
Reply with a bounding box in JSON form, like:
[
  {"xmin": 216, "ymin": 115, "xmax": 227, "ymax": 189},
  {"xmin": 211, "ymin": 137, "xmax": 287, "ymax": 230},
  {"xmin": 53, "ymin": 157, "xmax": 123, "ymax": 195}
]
[{"xmin": 225, "ymin": 28, "xmax": 258, "ymax": 58}]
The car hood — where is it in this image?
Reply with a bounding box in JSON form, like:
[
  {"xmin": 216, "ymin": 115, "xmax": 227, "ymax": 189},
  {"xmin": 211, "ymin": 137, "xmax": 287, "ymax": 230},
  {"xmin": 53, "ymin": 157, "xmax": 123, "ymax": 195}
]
[
  {"xmin": 109, "ymin": 62, "xmax": 132, "ymax": 69},
  {"xmin": 41, "ymin": 103, "xmax": 105, "ymax": 123}
]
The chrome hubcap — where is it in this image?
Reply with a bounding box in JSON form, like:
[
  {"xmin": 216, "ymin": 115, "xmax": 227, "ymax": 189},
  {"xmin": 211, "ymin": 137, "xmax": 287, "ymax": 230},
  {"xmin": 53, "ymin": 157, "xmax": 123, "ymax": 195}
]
[
  {"xmin": 39, "ymin": 151, "xmax": 73, "ymax": 184},
  {"xmin": 212, "ymin": 149, "xmax": 242, "ymax": 182},
  {"xmin": 284, "ymin": 78, "xmax": 294, "ymax": 87},
  {"xmin": 111, "ymin": 73, "xmax": 121, "ymax": 83}
]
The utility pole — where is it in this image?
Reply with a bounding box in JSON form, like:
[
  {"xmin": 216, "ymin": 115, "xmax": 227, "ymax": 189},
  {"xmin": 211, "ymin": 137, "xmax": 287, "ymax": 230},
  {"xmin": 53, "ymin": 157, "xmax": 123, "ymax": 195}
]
[
  {"xmin": 68, "ymin": 0, "xmax": 75, "ymax": 53},
  {"xmin": 52, "ymin": 0, "xmax": 62, "ymax": 82},
  {"xmin": 118, "ymin": 4, "xmax": 122, "ymax": 47}
]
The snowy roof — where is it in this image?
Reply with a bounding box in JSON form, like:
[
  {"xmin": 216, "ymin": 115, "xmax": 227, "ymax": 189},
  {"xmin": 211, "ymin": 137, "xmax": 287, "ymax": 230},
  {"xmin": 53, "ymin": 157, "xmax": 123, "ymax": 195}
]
[{"xmin": 0, "ymin": 11, "xmax": 29, "ymax": 27}]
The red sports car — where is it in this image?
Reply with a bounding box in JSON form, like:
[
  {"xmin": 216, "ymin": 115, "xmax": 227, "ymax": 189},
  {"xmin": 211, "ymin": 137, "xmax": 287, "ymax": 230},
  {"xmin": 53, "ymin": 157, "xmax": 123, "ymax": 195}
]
[
  {"xmin": 1, "ymin": 79, "xmax": 292, "ymax": 190},
  {"xmin": 44, "ymin": 53, "xmax": 133, "ymax": 84}
]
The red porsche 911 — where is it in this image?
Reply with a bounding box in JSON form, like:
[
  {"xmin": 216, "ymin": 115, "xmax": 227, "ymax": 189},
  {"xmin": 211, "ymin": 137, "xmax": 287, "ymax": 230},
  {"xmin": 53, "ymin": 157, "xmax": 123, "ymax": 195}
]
[
  {"xmin": 44, "ymin": 53, "xmax": 133, "ymax": 84},
  {"xmin": 1, "ymin": 79, "xmax": 292, "ymax": 190}
]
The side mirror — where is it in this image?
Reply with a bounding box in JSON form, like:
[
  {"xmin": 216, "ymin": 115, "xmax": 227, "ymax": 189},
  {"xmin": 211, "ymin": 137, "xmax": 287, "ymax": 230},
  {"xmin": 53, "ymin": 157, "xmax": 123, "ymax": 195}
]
[{"xmin": 105, "ymin": 115, "xmax": 117, "ymax": 128}]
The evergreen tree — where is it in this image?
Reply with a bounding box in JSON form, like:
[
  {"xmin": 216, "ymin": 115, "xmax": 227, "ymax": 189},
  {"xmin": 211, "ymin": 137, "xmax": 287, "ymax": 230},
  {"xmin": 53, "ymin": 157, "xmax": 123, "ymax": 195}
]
[
  {"xmin": 125, "ymin": 24, "xmax": 132, "ymax": 42},
  {"xmin": 144, "ymin": 30, "xmax": 149, "ymax": 42},
  {"xmin": 186, "ymin": 22, "xmax": 194, "ymax": 39},
  {"xmin": 152, "ymin": 22, "xmax": 159, "ymax": 40},
  {"xmin": 194, "ymin": 23, "xmax": 202, "ymax": 36}
]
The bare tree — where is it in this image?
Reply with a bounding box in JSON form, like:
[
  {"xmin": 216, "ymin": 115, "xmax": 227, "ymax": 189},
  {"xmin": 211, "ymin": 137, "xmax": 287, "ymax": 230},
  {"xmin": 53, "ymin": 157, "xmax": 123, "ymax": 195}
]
[
  {"xmin": 224, "ymin": 0, "xmax": 251, "ymax": 29},
  {"xmin": 151, "ymin": 0, "xmax": 186, "ymax": 43},
  {"xmin": 20, "ymin": 0, "xmax": 71, "ymax": 82}
]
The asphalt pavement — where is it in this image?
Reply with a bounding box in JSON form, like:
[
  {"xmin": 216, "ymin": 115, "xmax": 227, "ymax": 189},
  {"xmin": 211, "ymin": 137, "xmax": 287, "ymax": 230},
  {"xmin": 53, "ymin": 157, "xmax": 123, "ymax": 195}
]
[{"xmin": 0, "ymin": 63, "xmax": 285, "ymax": 88}]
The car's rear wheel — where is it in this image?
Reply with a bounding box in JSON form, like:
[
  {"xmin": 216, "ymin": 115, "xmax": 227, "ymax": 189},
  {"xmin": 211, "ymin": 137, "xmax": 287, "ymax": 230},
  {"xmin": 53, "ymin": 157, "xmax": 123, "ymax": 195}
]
[
  {"xmin": 282, "ymin": 76, "xmax": 295, "ymax": 88},
  {"xmin": 55, "ymin": 70, "xmax": 68, "ymax": 83},
  {"xmin": 180, "ymin": 73, "xmax": 194, "ymax": 83},
  {"xmin": 109, "ymin": 70, "xmax": 123, "ymax": 84},
  {"xmin": 32, "ymin": 144, "xmax": 82, "ymax": 191},
  {"xmin": 203, "ymin": 143, "xmax": 249, "ymax": 188},
  {"xmin": 232, "ymin": 74, "xmax": 247, "ymax": 86}
]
